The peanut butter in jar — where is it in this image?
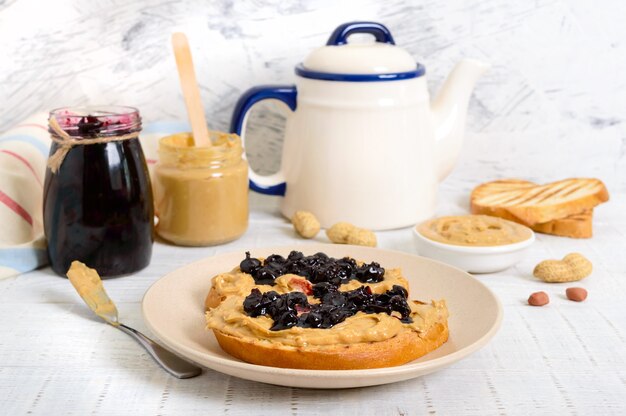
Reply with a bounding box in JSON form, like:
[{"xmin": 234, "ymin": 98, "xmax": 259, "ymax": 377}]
[{"xmin": 153, "ymin": 131, "xmax": 248, "ymax": 246}]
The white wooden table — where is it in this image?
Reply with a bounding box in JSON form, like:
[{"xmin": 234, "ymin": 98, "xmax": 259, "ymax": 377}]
[{"xmin": 1, "ymin": 191, "xmax": 625, "ymax": 415}]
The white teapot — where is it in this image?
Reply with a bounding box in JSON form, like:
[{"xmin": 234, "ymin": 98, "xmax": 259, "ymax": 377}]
[{"xmin": 230, "ymin": 22, "xmax": 488, "ymax": 230}]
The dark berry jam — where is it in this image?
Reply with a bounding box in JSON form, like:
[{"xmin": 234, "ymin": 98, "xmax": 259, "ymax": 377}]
[
  {"xmin": 240, "ymin": 251, "xmax": 385, "ymax": 287},
  {"xmin": 77, "ymin": 115, "xmax": 104, "ymax": 136},
  {"xmin": 43, "ymin": 107, "xmax": 153, "ymax": 277},
  {"xmin": 242, "ymin": 284, "xmax": 413, "ymax": 331}
]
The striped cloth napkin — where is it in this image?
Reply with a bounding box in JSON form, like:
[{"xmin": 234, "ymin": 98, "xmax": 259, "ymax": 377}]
[
  {"xmin": 0, "ymin": 114, "xmax": 189, "ymax": 279},
  {"xmin": 0, "ymin": 113, "xmax": 49, "ymax": 279}
]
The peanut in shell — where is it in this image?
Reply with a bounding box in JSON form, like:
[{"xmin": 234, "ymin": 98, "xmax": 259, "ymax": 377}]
[{"xmin": 533, "ymin": 253, "xmax": 592, "ymax": 283}]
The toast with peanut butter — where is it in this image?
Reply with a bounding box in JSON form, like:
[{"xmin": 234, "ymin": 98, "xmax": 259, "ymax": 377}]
[
  {"xmin": 470, "ymin": 179, "xmax": 608, "ymax": 238},
  {"xmin": 204, "ymin": 251, "xmax": 448, "ymax": 370},
  {"xmin": 205, "ymin": 251, "xmax": 409, "ymax": 310}
]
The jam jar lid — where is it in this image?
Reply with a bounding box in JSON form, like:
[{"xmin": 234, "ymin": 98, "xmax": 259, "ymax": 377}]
[{"xmin": 296, "ymin": 21, "xmax": 425, "ymax": 82}]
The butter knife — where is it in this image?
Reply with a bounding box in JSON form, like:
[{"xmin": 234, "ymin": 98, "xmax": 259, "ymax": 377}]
[{"xmin": 66, "ymin": 261, "xmax": 202, "ymax": 379}]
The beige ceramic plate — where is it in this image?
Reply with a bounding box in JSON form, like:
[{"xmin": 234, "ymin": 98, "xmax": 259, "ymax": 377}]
[{"xmin": 142, "ymin": 244, "xmax": 502, "ymax": 389}]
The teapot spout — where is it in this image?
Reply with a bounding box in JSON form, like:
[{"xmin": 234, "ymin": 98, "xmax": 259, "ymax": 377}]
[{"xmin": 432, "ymin": 58, "xmax": 489, "ymax": 181}]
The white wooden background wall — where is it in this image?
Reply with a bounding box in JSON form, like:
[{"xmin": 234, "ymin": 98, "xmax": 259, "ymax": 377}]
[{"xmin": 0, "ymin": 0, "xmax": 624, "ymax": 193}]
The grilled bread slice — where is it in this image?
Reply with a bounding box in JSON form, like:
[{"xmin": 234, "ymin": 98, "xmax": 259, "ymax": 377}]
[
  {"xmin": 530, "ymin": 211, "xmax": 593, "ymax": 238},
  {"xmin": 471, "ymin": 179, "xmax": 607, "ymax": 238},
  {"xmin": 471, "ymin": 179, "xmax": 540, "ymax": 222}
]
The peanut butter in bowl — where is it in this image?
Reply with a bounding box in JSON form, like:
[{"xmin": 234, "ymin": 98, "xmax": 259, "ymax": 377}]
[
  {"xmin": 417, "ymin": 215, "xmax": 533, "ymax": 247},
  {"xmin": 413, "ymin": 215, "xmax": 535, "ymax": 273}
]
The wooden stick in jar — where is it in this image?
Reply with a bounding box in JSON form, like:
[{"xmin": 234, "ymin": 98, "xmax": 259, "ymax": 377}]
[{"xmin": 171, "ymin": 32, "xmax": 212, "ymax": 147}]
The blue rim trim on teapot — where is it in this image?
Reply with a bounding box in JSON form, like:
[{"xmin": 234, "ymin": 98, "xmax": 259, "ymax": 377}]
[{"xmin": 294, "ymin": 63, "xmax": 426, "ymax": 82}]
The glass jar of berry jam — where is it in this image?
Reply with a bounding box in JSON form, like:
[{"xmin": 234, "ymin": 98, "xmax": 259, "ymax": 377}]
[
  {"xmin": 43, "ymin": 106, "xmax": 154, "ymax": 277},
  {"xmin": 153, "ymin": 131, "xmax": 248, "ymax": 246}
]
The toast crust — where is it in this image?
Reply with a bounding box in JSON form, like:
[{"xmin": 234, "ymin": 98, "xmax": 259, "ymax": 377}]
[
  {"xmin": 212, "ymin": 319, "xmax": 449, "ymax": 370},
  {"xmin": 530, "ymin": 212, "xmax": 593, "ymax": 238}
]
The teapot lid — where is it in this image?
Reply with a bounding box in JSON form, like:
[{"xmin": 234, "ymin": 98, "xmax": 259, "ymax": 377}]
[{"xmin": 297, "ymin": 22, "xmax": 425, "ymax": 82}]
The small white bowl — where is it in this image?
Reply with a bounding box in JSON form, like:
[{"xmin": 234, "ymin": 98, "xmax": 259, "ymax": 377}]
[{"xmin": 412, "ymin": 225, "xmax": 535, "ymax": 273}]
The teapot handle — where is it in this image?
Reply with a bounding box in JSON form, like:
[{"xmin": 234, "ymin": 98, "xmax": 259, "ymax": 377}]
[
  {"xmin": 229, "ymin": 85, "xmax": 297, "ymax": 196},
  {"xmin": 326, "ymin": 21, "xmax": 395, "ymax": 46}
]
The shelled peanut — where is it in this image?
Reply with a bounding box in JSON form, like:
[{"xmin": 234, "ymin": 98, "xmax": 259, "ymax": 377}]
[
  {"xmin": 566, "ymin": 287, "xmax": 588, "ymax": 302},
  {"xmin": 528, "ymin": 291, "xmax": 549, "ymax": 307}
]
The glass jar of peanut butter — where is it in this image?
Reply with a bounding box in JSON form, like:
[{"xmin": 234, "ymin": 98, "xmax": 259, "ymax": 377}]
[{"xmin": 153, "ymin": 131, "xmax": 248, "ymax": 246}]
